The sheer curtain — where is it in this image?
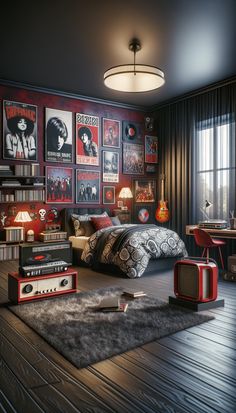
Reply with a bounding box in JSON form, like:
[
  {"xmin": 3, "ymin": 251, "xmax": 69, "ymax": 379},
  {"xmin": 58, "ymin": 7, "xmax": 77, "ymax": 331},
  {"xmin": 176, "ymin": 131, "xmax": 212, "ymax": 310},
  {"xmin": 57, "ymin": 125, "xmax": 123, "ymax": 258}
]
[{"xmin": 154, "ymin": 78, "xmax": 236, "ymax": 256}]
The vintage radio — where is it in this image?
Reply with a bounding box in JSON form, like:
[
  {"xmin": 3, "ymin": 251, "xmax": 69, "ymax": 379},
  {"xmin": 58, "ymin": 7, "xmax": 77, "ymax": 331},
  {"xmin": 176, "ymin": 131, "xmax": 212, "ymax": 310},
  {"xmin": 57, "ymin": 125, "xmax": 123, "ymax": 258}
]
[
  {"xmin": 8, "ymin": 269, "xmax": 78, "ymax": 303},
  {"xmin": 19, "ymin": 241, "xmax": 72, "ymax": 269},
  {"xmin": 20, "ymin": 260, "xmax": 69, "ymax": 277},
  {"xmin": 174, "ymin": 257, "xmax": 218, "ymax": 302}
]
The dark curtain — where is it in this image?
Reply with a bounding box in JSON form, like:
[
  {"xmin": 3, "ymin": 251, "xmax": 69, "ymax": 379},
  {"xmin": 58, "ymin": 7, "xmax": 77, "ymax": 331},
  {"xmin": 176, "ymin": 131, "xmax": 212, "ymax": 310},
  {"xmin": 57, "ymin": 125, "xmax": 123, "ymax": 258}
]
[{"xmin": 154, "ymin": 78, "xmax": 236, "ymax": 260}]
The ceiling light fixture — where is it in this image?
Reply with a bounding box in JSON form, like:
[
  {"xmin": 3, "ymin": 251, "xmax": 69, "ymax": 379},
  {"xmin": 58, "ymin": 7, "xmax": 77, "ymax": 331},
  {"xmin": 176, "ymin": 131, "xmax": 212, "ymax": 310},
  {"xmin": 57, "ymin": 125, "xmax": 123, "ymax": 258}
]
[{"xmin": 104, "ymin": 38, "xmax": 165, "ymax": 93}]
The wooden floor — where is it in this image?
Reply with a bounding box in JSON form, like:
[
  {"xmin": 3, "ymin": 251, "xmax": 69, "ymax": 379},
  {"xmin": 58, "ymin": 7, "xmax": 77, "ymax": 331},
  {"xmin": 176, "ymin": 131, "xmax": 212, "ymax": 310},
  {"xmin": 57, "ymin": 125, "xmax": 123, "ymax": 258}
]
[{"xmin": 0, "ymin": 260, "xmax": 235, "ymax": 413}]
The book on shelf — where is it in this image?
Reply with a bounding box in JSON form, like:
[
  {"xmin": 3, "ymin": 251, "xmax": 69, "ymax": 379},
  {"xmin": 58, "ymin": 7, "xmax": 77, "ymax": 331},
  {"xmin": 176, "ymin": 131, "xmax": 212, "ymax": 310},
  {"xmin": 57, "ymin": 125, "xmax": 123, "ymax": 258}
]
[{"xmin": 122, "ymin": 289, "xmax": 147, "ymax": 298}]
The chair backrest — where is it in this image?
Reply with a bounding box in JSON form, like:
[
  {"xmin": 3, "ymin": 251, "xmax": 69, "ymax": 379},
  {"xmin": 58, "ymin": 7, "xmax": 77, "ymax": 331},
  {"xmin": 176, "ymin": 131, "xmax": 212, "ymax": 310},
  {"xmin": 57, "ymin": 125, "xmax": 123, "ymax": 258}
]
[{"xmin": 193, "ymin": 228, "xmax": 214, "ymax": 248}]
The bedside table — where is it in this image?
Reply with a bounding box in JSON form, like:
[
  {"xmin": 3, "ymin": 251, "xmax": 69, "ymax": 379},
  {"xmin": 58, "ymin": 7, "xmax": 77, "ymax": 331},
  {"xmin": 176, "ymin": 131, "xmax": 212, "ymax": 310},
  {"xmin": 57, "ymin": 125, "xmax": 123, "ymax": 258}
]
[{"xmin": 113, "ymin": 209, "xmax": 131, "ymax": 224}]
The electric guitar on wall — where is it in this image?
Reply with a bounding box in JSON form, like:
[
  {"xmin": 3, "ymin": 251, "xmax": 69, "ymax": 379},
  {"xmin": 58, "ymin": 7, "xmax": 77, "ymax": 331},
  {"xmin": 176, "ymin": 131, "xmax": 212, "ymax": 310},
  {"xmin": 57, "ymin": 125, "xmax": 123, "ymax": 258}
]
[{"xmin": 155, "ymin": 174, "xmax": 170, "ymax": 223}]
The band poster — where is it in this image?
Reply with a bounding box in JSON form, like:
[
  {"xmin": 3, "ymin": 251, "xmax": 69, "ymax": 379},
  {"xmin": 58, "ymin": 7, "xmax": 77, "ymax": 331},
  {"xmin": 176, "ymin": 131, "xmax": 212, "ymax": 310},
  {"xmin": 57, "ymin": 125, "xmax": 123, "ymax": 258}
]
[
  {"xmin": 45, "ymin": 108, "xmax": 73, "ymax": 163},
  {"xmin": 145, "ymin": 135, "xmax": 158, "ymax": 164},
  {"xmin": 76, "ymin": 169, "xmax": 100, "ymax": 204},
  {"xmin": 46, "ymin": 166, "xmax": 74, "ymax": 204},
  {"xmin": 123, "ymin": 143, "xmax": 144, "ymax": 175},
  {"xmin": 76, "ymin": 113, "xmax": 99, "ymax": 166},
  {"xmin": 102, "ymin": 150, "xmax": 119, "ymax": 183},
  {"xmin": 3, "ymin": 100, "xmax": 37, "ymax": 161}
]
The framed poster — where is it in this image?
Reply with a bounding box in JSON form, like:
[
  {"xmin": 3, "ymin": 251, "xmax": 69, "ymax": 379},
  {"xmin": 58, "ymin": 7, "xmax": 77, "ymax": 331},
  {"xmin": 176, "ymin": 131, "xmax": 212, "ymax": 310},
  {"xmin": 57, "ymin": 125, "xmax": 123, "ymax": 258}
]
[
  {"xmin": 46, "ymin": 166, "xmax": 74, "ymax": 204},
  {"xmin": 132, "ymin": 205, "xmax": 155, "ymax": 224},
  {"xmin": 3, "ymin": 100, "xmax": 37, "ymax": 161},
  {"xmin": 102, "ymin": 118, "xmax": 120, "ymax": 148},
  {"xmin": 76, "ymin": 169, "xmax": 100, "ymax": 204},
  {"xmin": 123, "ymin": 143, "xmax": 144, "ymax": 175},
  {"xmin": 102, "ymin": 150, "xmax": 119, "ymax": 183},
  {"xmin": 76, "ymin": 113, "xmax": 99, "ymax": 166},
  {"xmin": 103, "ymin": 186, "xmax": 115, "ymax": 204},
  {"xmin": 133, "ymin": 179, "xmax": 156, "ymax": 203},
  {"xmin": 145, "ymin": 135, "xmax": 158, "ymax": 164},
  {"xmin": 122, "ymin": 121, "xmax": 142, "ymax": 143},
  {"xmin": 45, "ymin": 108, "xmax": 73, "ymax": 163}
]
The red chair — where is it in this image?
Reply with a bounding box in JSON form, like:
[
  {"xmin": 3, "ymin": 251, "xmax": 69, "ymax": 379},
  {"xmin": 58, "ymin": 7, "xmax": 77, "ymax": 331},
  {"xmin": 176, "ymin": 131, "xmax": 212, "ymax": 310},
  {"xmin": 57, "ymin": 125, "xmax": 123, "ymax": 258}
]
[{"xmin": 193, "ymin": 228, "xmax": 226, "ymax": 269}]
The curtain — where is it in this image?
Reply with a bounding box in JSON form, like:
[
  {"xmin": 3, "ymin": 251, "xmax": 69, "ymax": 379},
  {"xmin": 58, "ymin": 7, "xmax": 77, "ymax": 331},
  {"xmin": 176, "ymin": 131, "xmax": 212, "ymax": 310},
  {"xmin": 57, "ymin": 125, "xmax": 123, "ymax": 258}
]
[{"xmin": 154, "ymin": 78, "xmax": 236, "ymax": 258}]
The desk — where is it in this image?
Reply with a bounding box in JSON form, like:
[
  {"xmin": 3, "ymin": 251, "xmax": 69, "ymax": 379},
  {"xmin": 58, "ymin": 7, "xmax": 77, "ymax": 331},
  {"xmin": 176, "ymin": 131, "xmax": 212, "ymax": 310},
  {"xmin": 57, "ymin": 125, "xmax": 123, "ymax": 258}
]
[{"xmin": 186, "ymin": 225, "xmax": 236, "ymax": 239}]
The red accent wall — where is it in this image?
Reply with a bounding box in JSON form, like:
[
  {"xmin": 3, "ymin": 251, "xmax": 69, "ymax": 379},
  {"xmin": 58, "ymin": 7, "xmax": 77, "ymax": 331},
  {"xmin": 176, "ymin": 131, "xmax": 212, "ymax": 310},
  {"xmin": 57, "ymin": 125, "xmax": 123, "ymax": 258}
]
[{"xmin": 0, "ymin": 83, "xmax": 156, "ymax": 239}]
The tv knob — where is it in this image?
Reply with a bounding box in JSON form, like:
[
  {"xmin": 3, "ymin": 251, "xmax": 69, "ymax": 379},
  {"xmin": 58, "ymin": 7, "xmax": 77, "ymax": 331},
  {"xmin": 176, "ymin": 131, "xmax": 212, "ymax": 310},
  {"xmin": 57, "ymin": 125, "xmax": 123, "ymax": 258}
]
[
  {"xmin": 23, "ymin": 284, "xmax": 33, "ymax": 294},
  {"xmin": 61, "ymin": 279, "xmax": 68, "ymax": 287}
]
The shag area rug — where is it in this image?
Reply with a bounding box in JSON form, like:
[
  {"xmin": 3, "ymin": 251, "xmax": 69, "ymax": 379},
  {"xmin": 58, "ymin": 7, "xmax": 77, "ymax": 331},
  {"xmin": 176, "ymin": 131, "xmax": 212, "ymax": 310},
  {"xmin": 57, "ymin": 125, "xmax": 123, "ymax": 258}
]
[{"xmin": 9, "ymin": 286, "xmax": 214, "ymax": 369}]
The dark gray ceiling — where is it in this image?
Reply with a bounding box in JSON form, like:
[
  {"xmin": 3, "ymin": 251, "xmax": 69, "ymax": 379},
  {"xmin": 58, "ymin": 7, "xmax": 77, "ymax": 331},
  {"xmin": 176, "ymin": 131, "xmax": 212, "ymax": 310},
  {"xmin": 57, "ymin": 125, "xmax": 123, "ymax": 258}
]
[{"xmin": 1, "ymin": 0, "xmax": 236, "ymax": 108}]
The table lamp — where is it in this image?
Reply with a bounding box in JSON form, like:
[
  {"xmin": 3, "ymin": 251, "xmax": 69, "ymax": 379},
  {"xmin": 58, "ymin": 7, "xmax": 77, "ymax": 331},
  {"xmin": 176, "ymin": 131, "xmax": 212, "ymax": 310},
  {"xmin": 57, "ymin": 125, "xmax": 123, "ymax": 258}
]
[
  {"xmin": 14, "ymin": 210, "xmax": 32, "ymax": 242},
  {"xmin": 118, "ymin": 187, "xmax": 133, "ymax": 210}
]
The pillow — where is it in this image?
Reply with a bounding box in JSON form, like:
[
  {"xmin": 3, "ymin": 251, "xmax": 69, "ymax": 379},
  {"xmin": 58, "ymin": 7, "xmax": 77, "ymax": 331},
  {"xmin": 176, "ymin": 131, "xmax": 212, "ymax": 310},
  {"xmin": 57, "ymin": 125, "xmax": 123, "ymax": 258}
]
[
  {"xmin": 71, "ymin": 212, "xmax": 108, "ymax": 236},
  {"xmin": 91, "ymin": 216, "xmax": 113, "ymax": 231},
  {"xmin": 111, "ymin": 216, "xmax": 121, "ymax": 226}
]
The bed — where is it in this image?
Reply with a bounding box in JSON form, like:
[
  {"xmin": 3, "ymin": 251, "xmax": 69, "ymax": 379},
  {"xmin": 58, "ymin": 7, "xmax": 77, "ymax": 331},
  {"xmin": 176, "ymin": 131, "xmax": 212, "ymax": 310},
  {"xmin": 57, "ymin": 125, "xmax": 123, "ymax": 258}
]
[{"xmin": 61, "ymin": 208, "xmax": 188, "ymax": 278}]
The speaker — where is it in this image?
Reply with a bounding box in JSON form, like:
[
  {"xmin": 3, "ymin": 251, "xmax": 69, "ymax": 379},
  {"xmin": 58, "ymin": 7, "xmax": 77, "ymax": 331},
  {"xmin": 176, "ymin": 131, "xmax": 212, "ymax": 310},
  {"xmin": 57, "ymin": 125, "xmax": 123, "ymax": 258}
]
[{"xmin": 174, "ymin": 258, "xmax": 218, "ymax": 302}]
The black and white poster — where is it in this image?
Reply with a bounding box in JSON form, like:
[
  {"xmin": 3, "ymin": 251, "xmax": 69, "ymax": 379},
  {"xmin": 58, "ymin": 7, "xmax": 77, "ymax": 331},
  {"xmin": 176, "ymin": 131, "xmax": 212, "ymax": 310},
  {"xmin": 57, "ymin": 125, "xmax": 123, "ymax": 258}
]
[
  {"xmin": 3, "ymin": 100, "xmax": 37, "ymax": 161},
  {"xmin": 76, "ymin": 169, "xmax": 100, "ymax": 204},
  {"xmin": 102, "ymin": 150, "xmax": 119, "ymax": 183},
  {"xmin": 45, "ymin": 108, "xmax": 73, "ymax": 163}
]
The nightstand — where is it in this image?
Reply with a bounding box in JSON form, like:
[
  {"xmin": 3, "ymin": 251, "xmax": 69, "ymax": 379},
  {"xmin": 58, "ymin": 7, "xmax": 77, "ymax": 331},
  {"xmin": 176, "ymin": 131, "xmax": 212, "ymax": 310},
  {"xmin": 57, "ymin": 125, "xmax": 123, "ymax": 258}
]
[{"xmin": 113, "ymin": 209, "xmax": 131, "ymax": 224}]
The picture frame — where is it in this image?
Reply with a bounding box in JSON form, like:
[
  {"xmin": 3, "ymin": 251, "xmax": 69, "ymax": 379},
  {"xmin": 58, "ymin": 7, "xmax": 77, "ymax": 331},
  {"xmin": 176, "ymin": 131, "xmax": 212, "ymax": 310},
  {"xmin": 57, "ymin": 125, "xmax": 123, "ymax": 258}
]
[
  {"xmin": 133, "ymin": 179, "xmax": 156, "ymax": 203},
  {"xmin": 76, "ymin": 113, "xmax": 99, "ymax": 166},
  {"xmin": 117, "ymin": 200, "xmax": 123, "ymax": 208},
  {"xmin": 102, "ymin": 150, "xmax": 119, "ymax": 183},
  {"xmin": 103, "ymin": 186, "xmax": 115, "ymax": 204},
  {"xmin": 46, "ymin": 166, "xmax": 74, "ymax": 204},
  {"xmin": 76, "ymin": 169, "xmax": 100, "ymax": 204},
  {"xmin": 102, "ymin": 118, "xmax": 120, "ymax": 148},
  {"xmin": 123, "ymin": 143, "xmax": 144, "ymax": 175},
  {"xmin": 45, "ymin": 108, "xmax": 73, "ymax": 163},
  {"xmin": 132, "ymin": 204, "xmax": 155, "ymax": 224},
  {"xmin": 145, "ymin": 164, "xmax": 157, "ymax": 173},
  {"xmin": 3, "ymin": 100, "xmax": 38, "ymax": 161},
  {"xmin": 145, "ymin": 135, "xmax": 158, "ymax": 164},
  {"xmin": 122, "ymin": 121, "xmax": 142, "ymax": 143}
]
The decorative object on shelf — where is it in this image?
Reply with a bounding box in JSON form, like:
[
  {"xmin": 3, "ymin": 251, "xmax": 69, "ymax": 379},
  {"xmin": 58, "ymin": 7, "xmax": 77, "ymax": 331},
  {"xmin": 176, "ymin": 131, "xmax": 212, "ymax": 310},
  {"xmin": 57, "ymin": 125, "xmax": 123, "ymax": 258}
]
[
  {"xmin": 14, "ymin": 210, "xmax": 32, "ymax": 242},
  {"xmin": 133, "ymin": 179, "xmax": 156, "ymax": 203},
  {"xmin": 102, "ymin": 118, "xmax": 120, "ymax": 148},
  {"xmin": 123, "ymin": 143, "xmax": 144, "ymax": 175},
  {"xmin": 145, "ymin": 116, "xmax": 154, "ymax": 132},
  {"xmin": 155, "ymin": 174, "xmax": 170, "ymax": 223},
  {"xmin": 229, "ymin": 210, "xmax": 236, "ymax": 229},
  {"xmin": 145, "ymin": 135, "xmax": 158, "ymax": 164},
  {"xmin": 76, "ymin": 113, "xmax": 99, "ymax": 166},
  {"xmin": 0, "ymin": 211, "xmax": 8, "ymax": 227},
  {"xmin": 118, "ymin": 187, "xmax": 133, "ymax": 210},
  {"xmin": 122, "ymin": 121, "xmax": 142, "ymax": 143},
  {"xmin": 103, "ymin": 186, "xmax": 115, "ymax": 205},
  {"xmin": 46, "ymin": 166, "xmax": 74, "ymax": 204},
  {"xmin": 102, "ymin": 150, "xmax": 119, "ymax": 183},
  {"xmin": 26, "ymin": 229, "xmax": 35, "ymax": 243},
  {"xmin": 3, "ymin": 100, "xmax": 38, "ymax": 161},
  {"xmin": 46, "ymin": 208, "xmax": 59, "ymax": 223},
  {"xmin": 76, "ymin": 169, "xmax": 100, "ymax": 204},
  {"xmin": 38, "ymin": 208, "xmax": 47, "ymax": 221},
  {"xmin": 104, "ymin": 38, "xmax": 165, "ymax": 93},
  {"xmin": 133, "ymin": 205, "xmax": 155, "ymax": 224},
  {"xmin": 45, "ymin": 108, "xmax": 73, "ymax": 163}
]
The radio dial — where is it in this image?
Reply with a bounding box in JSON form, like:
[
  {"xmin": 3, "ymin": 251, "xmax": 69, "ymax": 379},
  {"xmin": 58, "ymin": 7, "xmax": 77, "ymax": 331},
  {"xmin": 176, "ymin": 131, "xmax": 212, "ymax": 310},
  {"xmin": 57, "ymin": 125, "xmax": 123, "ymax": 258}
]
[
  {"xmin": 61, "ymin": 279, "xmax": 68, "ymax": 287},
  {"xmin": 23, "ymin": 284, "xmax": 33, "ymax": 294}
]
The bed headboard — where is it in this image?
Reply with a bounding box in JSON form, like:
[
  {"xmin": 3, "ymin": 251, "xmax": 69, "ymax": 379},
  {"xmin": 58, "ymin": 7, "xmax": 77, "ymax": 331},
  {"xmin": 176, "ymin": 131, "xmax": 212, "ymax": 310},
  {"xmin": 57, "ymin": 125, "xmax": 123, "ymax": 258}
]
[{"xmin": 60, "ymin": 207, "xmax": 111, "ymax": 237}]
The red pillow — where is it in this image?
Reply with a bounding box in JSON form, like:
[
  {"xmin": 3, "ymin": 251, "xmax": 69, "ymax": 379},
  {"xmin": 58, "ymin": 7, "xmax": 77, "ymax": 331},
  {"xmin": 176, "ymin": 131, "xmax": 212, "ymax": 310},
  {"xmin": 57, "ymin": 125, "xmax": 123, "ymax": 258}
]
[{"xmin": 91, "ymin": 216, "xmax": 113, "ymax": 231}]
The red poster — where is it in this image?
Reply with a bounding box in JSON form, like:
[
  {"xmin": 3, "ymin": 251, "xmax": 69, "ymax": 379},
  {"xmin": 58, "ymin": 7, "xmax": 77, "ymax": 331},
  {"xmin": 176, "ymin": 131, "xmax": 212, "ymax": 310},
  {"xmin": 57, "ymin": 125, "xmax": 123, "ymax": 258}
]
[{"xmin": 76, "ymin": 113, "xmax": 99, "ymax": 166}]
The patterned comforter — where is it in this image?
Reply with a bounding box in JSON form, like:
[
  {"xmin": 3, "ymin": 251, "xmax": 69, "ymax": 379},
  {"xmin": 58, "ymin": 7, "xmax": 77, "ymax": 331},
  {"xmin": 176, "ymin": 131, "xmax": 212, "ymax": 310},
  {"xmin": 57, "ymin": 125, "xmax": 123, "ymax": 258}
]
[{"xmin": 81, "ymin": 224, "xmax": 188, "ymax": 278}]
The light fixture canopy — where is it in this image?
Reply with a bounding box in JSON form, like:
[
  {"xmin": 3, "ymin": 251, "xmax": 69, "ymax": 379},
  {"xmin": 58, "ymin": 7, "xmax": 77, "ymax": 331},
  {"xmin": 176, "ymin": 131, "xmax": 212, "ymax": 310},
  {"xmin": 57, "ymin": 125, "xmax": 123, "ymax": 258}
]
[{"xmin": 104, "ymin": 39, "xmax": 165, "ymax": 93}]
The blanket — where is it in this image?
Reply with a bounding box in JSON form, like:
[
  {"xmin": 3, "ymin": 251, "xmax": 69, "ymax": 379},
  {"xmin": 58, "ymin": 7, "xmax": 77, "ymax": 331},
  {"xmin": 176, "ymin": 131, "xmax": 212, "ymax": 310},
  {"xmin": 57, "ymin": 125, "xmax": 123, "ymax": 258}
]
[{"xmin": 81, "ymin": 224, "xmax": 188, "ymax": 278}]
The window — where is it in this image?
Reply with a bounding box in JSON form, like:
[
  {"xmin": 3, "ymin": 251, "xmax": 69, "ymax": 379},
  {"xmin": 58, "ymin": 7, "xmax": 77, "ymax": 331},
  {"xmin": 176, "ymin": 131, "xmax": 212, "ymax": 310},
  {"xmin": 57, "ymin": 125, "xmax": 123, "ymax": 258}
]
[{"xmin": 194, "ymin": 114, "xmax": 235, "ymax": 222}]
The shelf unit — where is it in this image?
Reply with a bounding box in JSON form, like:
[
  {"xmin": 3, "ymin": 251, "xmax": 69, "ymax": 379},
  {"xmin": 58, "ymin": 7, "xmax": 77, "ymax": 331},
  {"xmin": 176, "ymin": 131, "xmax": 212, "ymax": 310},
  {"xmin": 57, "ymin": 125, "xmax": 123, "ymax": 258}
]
[{"xmin": 0, "ymin": 164, "xmax": 45, "ymax": 203}]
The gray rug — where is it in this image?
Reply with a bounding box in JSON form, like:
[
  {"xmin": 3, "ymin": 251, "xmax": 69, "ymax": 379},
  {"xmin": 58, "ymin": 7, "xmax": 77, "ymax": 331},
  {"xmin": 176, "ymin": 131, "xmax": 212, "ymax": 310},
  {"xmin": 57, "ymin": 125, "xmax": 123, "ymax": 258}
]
[{"xmin": 9, "ymin": 286, "xmax": 214, "ymax": 369}]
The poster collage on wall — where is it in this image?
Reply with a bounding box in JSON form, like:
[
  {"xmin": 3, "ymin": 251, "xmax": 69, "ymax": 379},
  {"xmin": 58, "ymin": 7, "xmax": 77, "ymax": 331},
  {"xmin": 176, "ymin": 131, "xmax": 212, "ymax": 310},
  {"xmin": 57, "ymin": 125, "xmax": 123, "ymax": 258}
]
[{"xmin": 2, "ymin": 100, "xmax": 158, "ymax": 213}]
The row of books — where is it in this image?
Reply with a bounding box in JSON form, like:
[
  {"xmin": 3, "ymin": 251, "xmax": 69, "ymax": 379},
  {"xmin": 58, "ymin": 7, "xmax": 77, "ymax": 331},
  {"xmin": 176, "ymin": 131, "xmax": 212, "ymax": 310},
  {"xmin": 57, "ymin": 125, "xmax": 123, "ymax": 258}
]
[
  {"xmin": 15, "ymin": 163, "xmax": 40, "ymax": 176},
  {"xmin": 0, "ymin": 244, "xmax": 19, "ymax": 261},
  {"xmin": 1, "ymin": 180, "xmax": 21, "ymax": 187},
  {"xmin": 4, "ymin": 227, "xmax": 24, "ymax": 242},
  {"xmin": 39, "ymin": 231, "xmax": 67, "ymax": 242},
  {"xmin": 0, "ymin": 165, "xmax": 13, "ymax": 176},
  {"xmin": 15, "ymin": 190, "xmax": 45, "ymax": 202},
  {"xmin": 0, "ymin": 192, "xmax": 15, "ymax": 202}
]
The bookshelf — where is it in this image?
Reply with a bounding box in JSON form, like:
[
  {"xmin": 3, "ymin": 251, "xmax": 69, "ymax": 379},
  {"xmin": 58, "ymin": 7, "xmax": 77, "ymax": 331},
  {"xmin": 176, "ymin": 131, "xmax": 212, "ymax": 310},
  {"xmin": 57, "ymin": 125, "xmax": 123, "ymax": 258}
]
[{"xmin": 0, "ymin": 163, "xmax": 45, "ymax": 203}]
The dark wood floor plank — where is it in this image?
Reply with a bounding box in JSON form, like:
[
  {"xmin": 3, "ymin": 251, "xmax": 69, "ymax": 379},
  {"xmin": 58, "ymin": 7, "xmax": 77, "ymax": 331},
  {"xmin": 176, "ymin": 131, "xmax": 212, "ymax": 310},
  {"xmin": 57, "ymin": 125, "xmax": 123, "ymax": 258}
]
[{"xmin": 0, "ymin": 359, "xmax": 45, "ymax": 413}]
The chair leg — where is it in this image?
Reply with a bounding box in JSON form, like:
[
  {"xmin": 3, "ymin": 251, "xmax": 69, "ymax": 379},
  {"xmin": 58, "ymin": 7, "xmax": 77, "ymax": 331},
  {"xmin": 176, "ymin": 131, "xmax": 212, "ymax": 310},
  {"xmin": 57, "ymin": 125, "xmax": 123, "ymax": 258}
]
[
  {"xmin": 201, "ymin": 248, "xmax": 206, "ymax": 257},
  {"xmin": 218, "ymin": 247, "xmax": 224, "ymax": 269},
  {"xmin": 206, "ymin": 248, "xmax": 209, "ymax": 263}
]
